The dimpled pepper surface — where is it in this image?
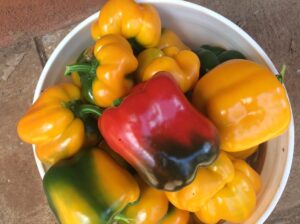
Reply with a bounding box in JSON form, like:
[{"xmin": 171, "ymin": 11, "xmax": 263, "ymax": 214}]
[{"xmin": 99, "ymin": 72, "xmax": 219, "ymax": 191}]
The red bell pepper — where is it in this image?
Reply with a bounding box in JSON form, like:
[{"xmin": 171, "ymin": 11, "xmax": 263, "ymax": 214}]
[{"xmin": 99, "ymin": 72, "xmax": 219, "ymax": 191}]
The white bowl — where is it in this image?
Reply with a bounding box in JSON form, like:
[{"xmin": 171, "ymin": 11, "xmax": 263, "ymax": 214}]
[{"xmin": 33, "ymin": 0, "xmax": 294, "ymax": 223}]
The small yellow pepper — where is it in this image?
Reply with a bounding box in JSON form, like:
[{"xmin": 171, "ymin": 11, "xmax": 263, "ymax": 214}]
[
  {"xmin": 17, "ymin": 83, "xmax": 101, "ymax": 165},
  {"xmin": 192, "ymin": 59, "xmax": 291, "ymax": 152},
  {"xmin": 92, "ymin": 0, "xmax": 161, "ymax": 48},
  {"xmin": 194, "ymin": 158, "xmax": 261, "ymax": 224},
  {"xmin": 65, "ymin": 34, "xmax": 138, "ymax": 108},
  {"xmin": 120, "ymin": 177, "xmax": 169, "ymax": 224},
  {"xmin": 137, "ymin": 47, "xmax": 200, "ymax": 92},
  {"xmin": 165, "ymin": 152, "xmax": 234, "ymax": 212},
  {"xmin": 157, "ymin": 28, "xmax": 189, "ymax": 50}
]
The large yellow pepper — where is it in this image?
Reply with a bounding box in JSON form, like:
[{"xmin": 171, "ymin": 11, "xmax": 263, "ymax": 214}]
[
  {"xmin": 65, "ymin": 34, "xmax": 138, "ymax": 108},
  {"xmin": 157, "ymin": 28, "xmax": 189, "ymax": 51},
  {"xmin": 137, "ymin": 47, "xmax": 200, "ymax": 92},
  {"xmin": 195, "ymin": 158, "xmax": 261, "ymax": 224},
  {"xmin": 120, "ymin": 177, "xmax": 169, "ymax": 224},
  {"xmin": 165, "ymin": 152, "xmax": 234, "ymax": 212},
  {"xmin": 192, "ymin": 59, "xmax": 291, "ymax": 152},
  {"xmin": 17, "ymin": 83, "xmax": 101, "ymax": 165},
  {"xmin": 92, "ymin": 0, "xmax": 161, "ymax": 48}
]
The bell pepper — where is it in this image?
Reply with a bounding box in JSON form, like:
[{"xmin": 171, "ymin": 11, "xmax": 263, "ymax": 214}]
[
  {"xmin": 43, "ymin": 147, "xmax": 140, "ymax": 224},
  {"xmin": 17, "ymin": 83, "xmax": 102, "ymax": 165},
  {"xmin": 233, "ymin": 159, "xmax": 262, "ymax": 193},
  {"xmin": 118, "ymin": 177, "xmax": 169, "ymax": 224},
  {"xmin": 91, "ymin": 0, "xmax": 161, "ymax": 48},
  {"xmin": 159, "ymin": 206, "xmax": 190, "ymax": 224},
  {"xmin": 99, "ymin": 72, "xmax": 219, "ymax": 191},
  {"xmin": 65, "ymin": 34, "xmax": 138, "ymax": 108},
  {"xmin": 194, "ymin": 45, "xmax": 245, "ymax": 75},
  {"xmin": 165, "ymin": 152, "xmax": 234, "ymax": 212},
  {"xmin": 228, "ymin": 145, "xmax": 259, "ymax": 160},
  {"xmin": 192, "ymin": 59, "xmax": 291, "ymax": 152},
  {"xmin": 194, "ymin": 158, "xmax": 261, "ymax": 224},
  {"xmin": 137, "ymin": 47, "xmax": 200, "ymax": 92},
  {"xmin": 157, "ymin": 28, "xmax": 189, "ymax": 51}
]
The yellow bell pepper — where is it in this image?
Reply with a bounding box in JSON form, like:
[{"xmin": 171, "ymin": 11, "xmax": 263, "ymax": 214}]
[
  {"xmin": 65, "ymin": 34, "xmax": 138, "ymax": 107},
  {"xmin": 159, "ymin": 206, "xmax": 190, "ymax": 224},
  {"xmin": 228, "ymin": 145, "xmax": 259, "ymax": 160},
  {"xmin": 165, "ymin": 152, "xmax": 234, "ymax": 212},
  {"xmin": 233, "ymin": 159, "xmax": 262, "ymax": 193},
  {"xmin": 92, "ymin": 0, "xmax": 161, "ymax": 48},
  {"xmin": 137, "ymin": 47, "xmax": 200, "ymax": 92},
  {"xmin": 157, "ymin": 28, "xmax": 189, "ymax": 50},
  {"xmin": 192, "ymin": 59, "xmax": 291, "ymax": 152},
  {"xmin": 17, "ymin": 83, "xmax": 102, "ymax": 165},
  {"xmin": 120, "ymin": 177, "xmax": 169, "ymax": 224},
  {"xmin": 194, "ymin": 158, "xmax": 261, "ymax": 224}
]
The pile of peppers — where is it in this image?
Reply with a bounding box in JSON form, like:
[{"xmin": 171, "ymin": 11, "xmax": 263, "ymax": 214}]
[{"xmin": 17, "ymin": 0, "xmax": 291, "ymax": 223}]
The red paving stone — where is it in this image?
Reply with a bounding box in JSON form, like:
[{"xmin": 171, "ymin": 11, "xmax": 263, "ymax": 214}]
[{"xmin": 0, "ymin": 0, "xmax": 106, "ymax": 47}]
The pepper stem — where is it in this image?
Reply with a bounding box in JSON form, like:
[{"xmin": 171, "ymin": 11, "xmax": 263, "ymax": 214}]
[
  {"xmin": 64, "ymin": 100, "xmax": 102, "ymax": 118},
  {"xmin": 78, "ymin": 104, "xmax": 102, "ymax": 117},
  {"xmin": 276, "ymin": 64, "xmax": 287, "ymax": 84},
  {"xmin": 112, "ymin": 214, "xmax": 134, "ymax": 224},
  {"xmin": 64, "ymin": 64, "xmax": 96, "ymax": 76}
]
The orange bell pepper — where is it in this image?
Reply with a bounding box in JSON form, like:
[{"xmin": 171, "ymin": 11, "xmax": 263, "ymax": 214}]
[
  {"xmin": 120, "ymin": 177, "xmax": 169, "ymax": 224},
  {"xmin": 228, "ymin": 145, "xmax": 259, "ymax": 160},
  {"xmin": 165, "ymin": 152, "xmax": 234, "ymax": 212},
  {"xmin": 65, "ymin": 34, "xmax": 138, "ymax": 108},
  {"xmin": 17, "ymin": 83, "xmax": 101, "ymax": 165},
  {"xmin": 157, "ymin": 28, "xmax": 189, "ymax": 51},
  {"xmin": 159, "ymin": 206, "xmax": 190, "ymax": 224},
  {"xmin": 192, "ymin": 59, "xmax": 291, "ymax": 152},
  {"xmin": 92, "ymin": 0, "xmax": 161, "ymax": 48},
  {"xmin": 137, "ymin": 47, "xmax": 200, "ymax": 92},
  {"xmin": 194, "ymin": 157, "xmax": 261, "ymax": 224}
]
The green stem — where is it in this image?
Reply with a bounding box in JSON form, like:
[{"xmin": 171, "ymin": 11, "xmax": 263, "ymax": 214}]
[
  {"xmin": 112, "ymin": 214, "xmax": 133, "ymax": 224},
  {"xmin": 78, "ymin": 104, "xmax": 102, "ymax": 117},
  {"xmin": 276, "ymin": 64, "xmax": 287, "ymax": 84},
  {"xmin": 64, "ymin": 100, "xmax": 102, "ymax": 118},
  {"xmin": 280, "ymin": 64, "xmax": 287, "ymax": 80},
  {"xmin": 64, "ymin": 64, "xmax": 96, "ymax": 76},
  {"xmin": 112, "ymin": 98, "xmax": 123, "ymax": 107}
]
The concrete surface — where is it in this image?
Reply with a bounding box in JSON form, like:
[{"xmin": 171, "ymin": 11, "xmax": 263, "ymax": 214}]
[{"xmin": 0, "ymin": 0, "xmax": 299, "ymax": 223}]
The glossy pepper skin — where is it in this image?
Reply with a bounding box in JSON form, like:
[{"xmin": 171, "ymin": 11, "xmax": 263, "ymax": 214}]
[
  {"xmin": 192, "ymin": 59, "xmax": 291, "ymax": 152},
  {"xmin": 166, "ymin": 152, "xmax": 234, "ymax": 212},
  {"xmin": 137, "ymin": 47, "xmax": 200, "ymax": 92},
  {"xmin": 92, "ymin": 0, "xmax": 161, "ymax": 48},
  {"xmin": 43, "ymin": 148, "xmax": 140, "ymax": 224},
  {"xmin": 17, "ymin": 83, "xmax": 101, "ymax": 165},
  {"xmin": 157, "ymin": 28, "xmax": 189, "ymax": 51},
  {"xmin": 195, "ymin": 158, "xmax": 261, "ymax": 224},
  {"xmin": 99, "ymin": 72, "xmax": 219, "ymax": 191},
  {"xmin": 159, "ymin": 206, "xmax": 190, "ymax": 224},
  {"xmin": 228, "ymin": 145, "xmax": 259, "ymax": 160},
  {"xmin": 65, "ymin": 34, "xmax": 138, "ymax": 108},
  {"xmin": 119, "ymin": 178, "xmax": 169, "ymax": 224}
]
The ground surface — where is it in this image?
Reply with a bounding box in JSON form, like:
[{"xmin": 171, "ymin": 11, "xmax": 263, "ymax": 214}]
[{"xmin": 0, "ymin": 0, "xmax": 299, "ymax": 223}]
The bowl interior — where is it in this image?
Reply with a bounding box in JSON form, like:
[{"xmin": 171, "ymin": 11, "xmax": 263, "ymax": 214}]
[{"xmin": 34, "ymin": 1, "xmax": 294, "ymax": 223}]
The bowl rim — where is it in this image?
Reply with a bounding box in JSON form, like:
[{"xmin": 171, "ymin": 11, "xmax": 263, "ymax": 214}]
[{"xmin": 33, "ymin": 1, "xmax": 295, "ymax": 223}]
